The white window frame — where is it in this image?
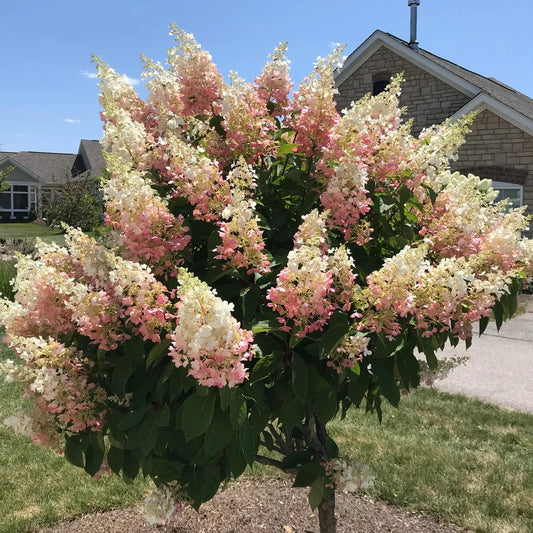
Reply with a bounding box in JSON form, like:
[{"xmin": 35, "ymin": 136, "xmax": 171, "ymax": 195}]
[
  {"xmin": 492, "ymin": 181, "xmax": 523, "ymax": 210},
  {"xmin": 0, "ymin": 182, "xmax": 37, "ymax": 220}
]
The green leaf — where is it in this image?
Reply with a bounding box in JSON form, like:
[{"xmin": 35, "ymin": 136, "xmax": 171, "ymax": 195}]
[
  {"xmin": 146, "ymin": 338, "xmax": 171, "ymax": 369},
  {"xmin": 479, "ymin": 315, "xmax": 489, "ymax": 336},
  {"xmin": 289, "ymin": 333, "xmax": 303, "ymax": 349},
  {"xmin": 277, "ymin": 143, "xmax": 298, "ymax": 155},
  {"xmin": 251, "ymin": 319, "xmax": 281, "ymax": 334},
  {"xmin": 239, "ymin": 421, "xmax": 257, "ymax": 465},
  {"xmin": 318, "ymin": 312, "xmax": 349, "ymax": 359},
  {"xmin": 396, "ymin": 351, "xmax": 420, "ymax": 389},
  {"xmin": 372, "ymin": 359, "xmax": 400, "ymax": 408},
  {"xmin": 139, "ymin": 417, "xmax": 158, "ymax": 456},
  {"xmin": 280, "ymin": 394, "xmax": 305, "ymax": 432},
  {"xmin": 219, "ymin": 387, "xmax": 234, "ymax": 411},
  {"xmin": 313, "ymin": 391, "xmax": 338, "ymax": 423},
  {"xmin": 493, "ymin": 300, "xmax": 504, "ymax": 331},
  {"xmin": 308, "ymin": 476, "xmax": 325, "ymax": 509},
  {"xmin": 117, "ymin": 406, "xmax": 148, "ymax": 431},
  {"xmin": 418, "ymin": 334, "xmax": 439, "ymax": 370},
  {"xmin": 325, "ymin": 436, "xmax": 339, "ymax": 459},
  {"xmin": 204, "ymin": 411, "xmax": 234, "ymax": 457},
  {"xmin": 182, "ymin": 390, "xmax": 216, "ymax": 441},
  {"xmin": 107, "ymin": 446, "xmax": 124, "ymax": 475},
  {"xmin": 122, "ymin": 450, "xmax": 139, "ymax": 480},
  {"xmin": 307, "ymin": 365, "xmax": 331, "ymax": 392},
  {"xmin": 293, "ymin": 462, "xmax": 323, "ymax": 488},
  {"xmin": 123, "ymin": 337, "xmax": 146, "ymax": 363},
  {"xmin": 291, "ymin": 353, "xmax": 308, "ymax": 401},
  {"xmin": 230, "ymin": 392, "xmax": 247, "ymax": 428},
  {"xmin": 84, "ymin": 444, "xmax": 104, "ymax": 477},
  {"xmin": 112, "ymin": 357, "xmax": 134, "ymax": 398},
  {"xmin": 64, "ymin": 436, "xmax": 85, "ymax": 468},
  {"xmin": 250, "ymin": 351, "xmax": 282, "ymax": 384},
  {"xmin": 151, "ymin": 459, "xmax": 183, "ymax": 483},
  {"xmin": 154, "ymin": 404, "xmax": 170, "ymax": 427},
  {"xmin": 89, "ymin": 430, "xmax": 105, "ymax": 452},
  {"xmin": 226, "ymin": 438, "xmax": 247, "ymax": 478},
  {"xmin": 187, "ymin": 464, "xmax": 222, "ymax": 510},
  {"xmin": 241, "ymin": 285, "xmax": 261, "ymax": 327},
  {"xmin": 281, "ymin": 450, "xmax": 313, "ymax": 470}
]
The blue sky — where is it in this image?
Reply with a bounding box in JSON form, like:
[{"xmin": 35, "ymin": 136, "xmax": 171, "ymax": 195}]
[{"xmin": 1, "ymin": 0, "xmax": 532, "ymax": 154}]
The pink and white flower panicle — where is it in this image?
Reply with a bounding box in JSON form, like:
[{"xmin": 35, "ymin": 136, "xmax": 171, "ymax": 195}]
[
  {"xmin": 168, "ymin": 269, "xmax": 254, "ymax": 388},
  {"xmin": 215, "ymin": 158, "xmax": 270, "ymax": 274},
  {"xmin": 267, "ymin": 210, "xmax": 356, "ymax": 337}
]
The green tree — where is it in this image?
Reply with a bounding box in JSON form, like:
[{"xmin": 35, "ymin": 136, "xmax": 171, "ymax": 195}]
[
  {"xmin": 42, "ymin": 173, "xmax": 103, "ymax": 231},
  {"xmin": 0, "ymin": 30, "xmax": 531, "ymax": 533}
]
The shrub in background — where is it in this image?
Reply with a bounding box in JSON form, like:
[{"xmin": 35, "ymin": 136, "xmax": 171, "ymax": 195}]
[
  {"xmin": 0, "ymin": 27, "xmax": 532, "ymax": 533},
  {"xmin": 41, "ymin": 174, "xmax": 103, "ymax": 232}
]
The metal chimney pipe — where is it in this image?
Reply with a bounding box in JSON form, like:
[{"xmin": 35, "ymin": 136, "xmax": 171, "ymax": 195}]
[{"xmin": 408, "ymin": 0, "xmax": 420, "ymax": 50}]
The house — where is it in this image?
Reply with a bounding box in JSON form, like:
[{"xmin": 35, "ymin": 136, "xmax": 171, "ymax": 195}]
[
  {"xmin": 0, "ymin": 139, "xmax": 105, "ymax": 222},
  {"xmin": 335, "ymin": 30, "xmax": 533, "ymax": 234}
]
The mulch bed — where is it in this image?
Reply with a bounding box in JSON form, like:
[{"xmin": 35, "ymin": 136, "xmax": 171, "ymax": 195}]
[{"xmin": 37, "ymin": 477, "xmax": 472, "ymax": 533}]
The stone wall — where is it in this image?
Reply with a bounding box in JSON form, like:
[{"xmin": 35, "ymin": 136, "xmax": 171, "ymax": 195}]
[
  {"xmin": 453, "ymin": 109, "xmax": 533, "ymax": 229},
  {"xmin": 336, "ymin": 45, "xmax": 471, "ymax": 135},
  {"xmin": 336, "ymin": 46, "xmax": 533, "ymax": 234}
]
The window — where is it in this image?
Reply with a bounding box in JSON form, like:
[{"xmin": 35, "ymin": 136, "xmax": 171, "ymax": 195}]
[
  {"xmin": 372, "ymin": 79, "xmax": 389, "ymax": 96},
  {"xmin": 0, "ymin": 183, "xmax": 36, "ymax": 219},
  {"xmin": 492, "ymin": 181, "xmax": 522, "ymax": 212}
]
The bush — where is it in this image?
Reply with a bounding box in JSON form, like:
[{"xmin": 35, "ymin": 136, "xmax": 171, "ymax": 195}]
[
  {"xmin": 42, "ymin": 175, "xmax": 103, "ymax": 232},
  {"xmin": 1, "ymin": 27, "xmax": 532, "ymax": 533}
]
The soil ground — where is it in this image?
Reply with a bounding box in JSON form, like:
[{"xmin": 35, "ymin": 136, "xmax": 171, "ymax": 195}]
[{"xmin": 37, "ymin": 477, "xmax": 471, "ymax": 533}]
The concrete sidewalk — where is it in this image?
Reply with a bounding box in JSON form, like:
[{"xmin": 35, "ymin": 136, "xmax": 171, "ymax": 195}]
[{"xmin": 434, "ymin": 297, "xmax": 533, "ymax": 414}]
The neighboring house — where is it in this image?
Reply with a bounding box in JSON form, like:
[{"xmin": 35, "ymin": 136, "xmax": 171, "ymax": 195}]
[
  {"xmin": 335, "ymin": 30, "xmax": 533, "ymax": 233},
  {"xmin": 0, "ymin": 139, "xmax": 105, "ymax": 222}
]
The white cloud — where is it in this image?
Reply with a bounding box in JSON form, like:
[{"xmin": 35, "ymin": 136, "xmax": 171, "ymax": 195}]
[
  {"xmin": 124, "ymin": 76, "xmax": 140, "ymax": 86},
  {"xmin": 80, "ymin": 70, "xmax": 98, "ymax": 79},
  {"xmin": 64, "ymin": 118, "xmax": 81, "ymax": 124},
  {"xmin": 80, "ymin": 69, "xmax": 139, "ymax": 86}
]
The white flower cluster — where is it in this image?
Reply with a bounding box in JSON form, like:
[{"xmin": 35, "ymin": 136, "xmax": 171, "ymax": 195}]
[
  {"xmin": 169, "ymin": 269, "xmax": 253, "ymax": 388},
  {"xmin": 142, "ymin": 485, "xmax": 178, "ymax": 526},
  {"xmin": 325, "ymin": 457, "xmax": 375, "ymax": 493},
  {"xmin": 4, "ymin": 409, "xmax": 35, "ymax": 439}
]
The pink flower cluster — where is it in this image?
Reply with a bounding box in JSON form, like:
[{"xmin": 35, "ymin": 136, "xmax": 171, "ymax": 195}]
[
  {"xmin": 167, "ymin": 25, "xmax": 224, "ymax": 117},
  {"xmin": 168, "ymin": 269, "xmax": 254, "ymax": 388},
  {"xmin": 320, "ymin": 157, "xmax": 372, "ymax": 243},
  {"xmin": 215, "ymin": 160, "xmax": 270, "ymax": 274},
  {"xmin": 287, "ymin": 47, "xmax": 345, "ymax": 158},
  {"xmin": 267, "ymin": 211, "xmax": 355, "ymax": 337},
  {"xmin": 103, "ymin": 159, "xmax": 191, "ymax": 277},
  {"xmin": 2, "ymin": 230, "xmax": 171, "ymax": 352},
  {"xmin": 206, "ymin": 72, "xmax": 279, "ymax": 168},
  {"xmin": 1, "ymin": 338, "xmax": 107, "ymax": 447},
  {"xmin": 152, "ymin": 135, "xmax": 231, "ymax": 222},
  {"xmin": 254, "ymin": 42, "xmax": 293, "ymax": 115}
]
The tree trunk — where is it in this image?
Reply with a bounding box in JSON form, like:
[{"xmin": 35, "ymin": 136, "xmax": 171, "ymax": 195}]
[{"xmin": 318, "ymin": 488, "xmax": 337, "ymax": 533}]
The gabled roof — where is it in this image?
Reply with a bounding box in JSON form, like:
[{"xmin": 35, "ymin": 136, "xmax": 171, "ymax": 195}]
[
  {"xmin": 336, "ymin": 30, "xmax": 533, "ymax": 135},
  {"xmin": 0, "ymin": 151, "xmax": 79, "ymax": 184},
  {"xmin": 0, "ymin": 139, "xmax": 105, "ymax": 184},
  {"xmin": 78, "ymin": 140, "xmax": 106, "ymax": 177}
]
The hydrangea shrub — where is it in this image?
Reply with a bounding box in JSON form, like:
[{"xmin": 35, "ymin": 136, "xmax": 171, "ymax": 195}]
[{"xmin": 1, "ymin": 26, "xmax": 532, "ymax": 532}]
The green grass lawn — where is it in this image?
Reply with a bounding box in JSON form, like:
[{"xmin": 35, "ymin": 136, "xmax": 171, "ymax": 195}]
[
  {"xmin": 1, "ymin": 332, "xmax": 532, "ymax": 532},
  {"xmin": 0, "ymin": 341, "xmax": 149, "ymax": 533},
  {"xmin": 330, "ymin": 389, "xmax": 533, "ymax": 533},
  {"xmin": 0, "ymin": 223, "xmax": 65, "ymax": 245}
]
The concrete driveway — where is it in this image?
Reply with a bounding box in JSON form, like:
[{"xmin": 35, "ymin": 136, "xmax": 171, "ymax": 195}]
[{"xmin": 434, "ymin": 296, "xmax": 533, "ymax": 413}]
